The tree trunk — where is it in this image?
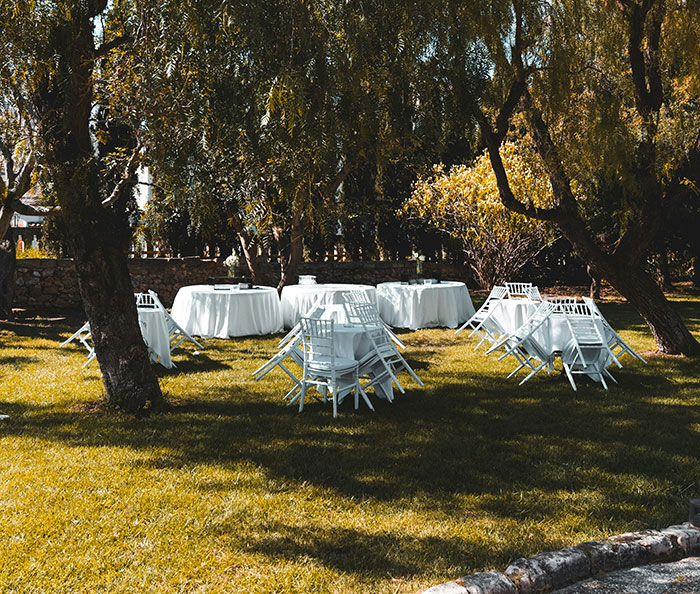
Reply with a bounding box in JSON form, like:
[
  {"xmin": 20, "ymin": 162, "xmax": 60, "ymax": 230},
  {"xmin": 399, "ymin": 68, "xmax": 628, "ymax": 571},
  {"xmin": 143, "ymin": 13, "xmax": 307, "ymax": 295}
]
[
  {"xmin": 608, "ymin": 263, "xmax": 697, "ymax": 354},
  {"xmin": 276, "ymin": 209, "xmax": 304, "ymax": 292},
  {"xmin": 69, "ymin": 206, "xmax": 164, "ymax": 412},
  {"xmin": 693, "ymin": 238, "xmax": 700, "ymax": 289},
  {"xmin": 0, "ymin": 238, "xmax": 15, "ymax": 320},
  {"xmin": 654, "ymin": 249, "xmax": 672, "ymax": 291},
  {"xmin": 587, "ymin": 265, "xmax": 601, "ymax": 300}
]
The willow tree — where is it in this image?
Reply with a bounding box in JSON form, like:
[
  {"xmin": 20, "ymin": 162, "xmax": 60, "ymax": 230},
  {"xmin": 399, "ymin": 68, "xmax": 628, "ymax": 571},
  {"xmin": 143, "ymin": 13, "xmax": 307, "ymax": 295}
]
[
  {"xmin": 471, "ymin": 0, "xmax": 699, "ymax": 354},
  {"xmin": 1, "ymin": 1, "xmax": 163, "ymax": 411}
]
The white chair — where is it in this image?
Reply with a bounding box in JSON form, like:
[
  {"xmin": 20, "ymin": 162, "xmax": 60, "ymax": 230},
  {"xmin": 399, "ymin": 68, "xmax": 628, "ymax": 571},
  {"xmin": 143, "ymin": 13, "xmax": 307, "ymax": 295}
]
[
  {"xmin": 505, "ymin": 282, "xmax": 534, "ymax": 299},
  {"xmin": 253, "ymin": 334, "xmax": 305, "ymax": 400},
  {"xmin": 582, "ymin": 297, "xmax": 647, "ymax": 364},
  {"xmin": 343, "ymin": 301, "xmax": 424, "ymax": 399},
  {"xmin": 290, "ymin": 317, "xmax": 371, "ymax": 418},
  {"xmin": 455, "ymin": 285, "xmax": 508, "ymax": 350},
  {"xmin": 136, "ymin": 290, "xmax": 204, "ymax": 352},
  {"xmin": 487, "ymin": 300, "xmax": 557, "ymax": 384},
  {"xmin": 561, "ymin": 313, "xmax": 622, "ymax": 391},
  {"xmin": 60, "ymin": 321, "xmax": 96, "ymax": 368},
  {"xmin": 342, "ymin": 291, "xmax": 406, "ymax": 350}
]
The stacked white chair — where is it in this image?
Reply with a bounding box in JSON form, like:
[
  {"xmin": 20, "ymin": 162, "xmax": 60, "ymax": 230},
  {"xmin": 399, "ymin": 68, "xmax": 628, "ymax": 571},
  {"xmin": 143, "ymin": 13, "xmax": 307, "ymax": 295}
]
[
  {"xmin": 136, "ymin": 290, "xmax": 204, "ymax": 352},
  {"xmin": 582, "ymin": 297, "xmax": 647, "ymax": 364},
  {"xmin": 342, "ymin": 290, "xmax": 405, "ymax": 349},
  {"xmin": 505, "ymin": 282, "xmax": 534, "ymax": 299},
  {"xmin": 343, "ymin": 301, "xmax": 424, "ymax": 399},
  {"xmin": 291, "ymin": 317, "xmax": 372, "ymax": 418},
  {"xmin": 486, "ymin": 300, "xmax": 557, "ymax": 384},
  {"xmin": 60, "ymin": 321, "xmax": 96, "ymax": 368},
  {"xmin": 560, "ymin": 310, "xmax": 622, "ymax": 391},
  {"xmin": 455, "ymin": 285, "xmax": 508, "ymax": 350}
]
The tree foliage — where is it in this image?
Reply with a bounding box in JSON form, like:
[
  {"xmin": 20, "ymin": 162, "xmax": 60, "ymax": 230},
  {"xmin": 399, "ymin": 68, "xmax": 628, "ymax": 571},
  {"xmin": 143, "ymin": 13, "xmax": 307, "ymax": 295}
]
[{"xmin": 404, "ymin": 140, "xmax": 556, "ymax": 287}]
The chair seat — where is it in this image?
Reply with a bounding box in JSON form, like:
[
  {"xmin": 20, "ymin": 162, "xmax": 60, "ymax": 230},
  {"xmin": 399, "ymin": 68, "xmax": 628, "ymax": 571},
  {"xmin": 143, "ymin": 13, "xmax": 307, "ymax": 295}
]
[{"xmin": 307, "ymin": 356, "xmax": 359, "ymax": 372}]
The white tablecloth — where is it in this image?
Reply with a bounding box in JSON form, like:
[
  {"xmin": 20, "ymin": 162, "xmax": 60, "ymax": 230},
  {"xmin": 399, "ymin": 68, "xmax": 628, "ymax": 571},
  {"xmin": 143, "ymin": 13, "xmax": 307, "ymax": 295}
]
[
  {"xmin": 137, "ymin": 308, "xmax": 173, "ymax": 368},
  {"xmin": 171, "ymin": 285, "xmax": 283, "ymax": 338},
  {"xmin": 489, "ymin": 299, "xmax": 611, "ymax": 354},
  {"xmin": 376, "ymin": 281, "xmax": 475, "ymax": 330},
  {"xmin": 280, "ymin": 284, "xmax": 377, "ymax": 329}
]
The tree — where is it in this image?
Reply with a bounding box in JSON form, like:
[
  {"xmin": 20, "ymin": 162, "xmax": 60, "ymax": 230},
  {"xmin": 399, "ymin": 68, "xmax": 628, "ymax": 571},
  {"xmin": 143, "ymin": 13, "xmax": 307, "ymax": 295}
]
[
  {"xmin": 473, "ymin": 0, "xmax": 700, "ymax": 354},
  {"xmin": 1, "ymin": 0, "xmax": 163, "ymax": 411},
  {"xmin": 404, "ymin": 140, "xmax": 556, "ymax": 287},
  {"xmin": 0, "ymin": 37, "xmax": 40, "ymax": 318}
]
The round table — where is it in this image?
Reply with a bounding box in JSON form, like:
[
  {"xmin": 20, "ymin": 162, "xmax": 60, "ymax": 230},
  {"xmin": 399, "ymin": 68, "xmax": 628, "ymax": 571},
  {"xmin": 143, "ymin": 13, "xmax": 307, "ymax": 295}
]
[
  {"xmin": 279, "ymin": 283, "xmax": 377, "ymax": 329},
  {"xmin": 376, "ymin": 281, "xmax": 475, "ymax": 330},
  {"xmin": 171, "ymin": 285, "xmax": 283, "ymax": 338}
]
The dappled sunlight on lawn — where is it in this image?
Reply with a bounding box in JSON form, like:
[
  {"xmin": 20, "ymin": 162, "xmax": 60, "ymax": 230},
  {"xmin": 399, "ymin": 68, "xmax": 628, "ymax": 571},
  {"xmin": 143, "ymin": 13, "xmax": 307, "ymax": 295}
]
[{"xmin": 0, "ymin": 297, "xmax": 699, "ymax": 593}]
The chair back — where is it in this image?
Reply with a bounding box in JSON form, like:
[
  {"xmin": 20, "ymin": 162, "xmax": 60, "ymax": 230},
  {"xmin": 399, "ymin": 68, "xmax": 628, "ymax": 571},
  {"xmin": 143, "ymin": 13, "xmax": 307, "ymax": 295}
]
[
  {"xmin": 300, "ymin": 317, "xmax": 336, "ymax": 363},
  {"xmin": 526, "ymin": 286, "xmax": 543, "ymax": 301},
  {"xmin": 505, "ymin": 282, "xmax": 533, "ymax": 299},
  {"xmin": 545, "ymin": 295, "xmax": 579, "ymax": 313},
  {"xmin": 480, "ymin": 285, "xmax": 508, "ymax": 312},
  {"xmin": 135, "ymin": 291, "xmax": 160, "ymax": 309},
  {"xmin": 518, "ymin": 300, "xmax": 556, "ymax": 336},
  {"xmin": 342, "ymin": 290, "xmax": 373, "ymax": 305}
]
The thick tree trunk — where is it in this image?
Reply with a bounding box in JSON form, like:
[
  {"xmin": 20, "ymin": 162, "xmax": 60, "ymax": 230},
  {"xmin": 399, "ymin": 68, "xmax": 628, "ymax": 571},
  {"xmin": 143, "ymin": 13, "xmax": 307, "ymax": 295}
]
[
  {"xmin": 0, "ymin": 238, "xmax": 15, "ymax": 320},
  {"xmin": 608, "ymin": 263, "xmax": 697, "ymax": 354},
  {"xmin": 69, "ymin": 207, "xmax": 164, "ymax": 412}
]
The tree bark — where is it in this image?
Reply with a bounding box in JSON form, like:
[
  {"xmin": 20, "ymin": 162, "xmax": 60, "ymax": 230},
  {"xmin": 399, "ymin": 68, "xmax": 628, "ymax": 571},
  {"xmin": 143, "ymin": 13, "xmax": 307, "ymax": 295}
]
[
  {"xmin": 69, "ymin": 207, "xmax": 163, "ymax": 412},
  {"xmin": 0, "ymin": 238, "xmax": 15, "ymax": 320}
]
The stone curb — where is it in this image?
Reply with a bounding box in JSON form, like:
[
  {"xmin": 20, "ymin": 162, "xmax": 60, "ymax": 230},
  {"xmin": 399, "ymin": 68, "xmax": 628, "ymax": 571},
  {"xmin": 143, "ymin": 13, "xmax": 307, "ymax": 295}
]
[{"xmin": 422, "ymin": 523, "xmax": 700, "ymax": 594}]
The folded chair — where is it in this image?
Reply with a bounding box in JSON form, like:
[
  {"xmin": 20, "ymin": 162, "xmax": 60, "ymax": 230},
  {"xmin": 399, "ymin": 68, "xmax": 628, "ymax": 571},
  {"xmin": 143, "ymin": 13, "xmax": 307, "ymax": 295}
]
[
  {"xmin": 582, "ymin": 297, "xmax": 647, "ymax": 364},
  {"xmin": 342, "ymin": 292, "xmax": 405, "ymax": 349},
  {"xmin": 343, "ymin": 301, "xmax": 424, "ymax": 399},
  {"xmin": 561, "ymin": 312, "xmax": 623, "ymax": 391},
  {"xmin": 60, "ymin": 321, "xmax": 96, "ymax": 368},
  {"xmin": 455, "ymin": 285, "xmax": 508, "ymax": 350},
  {"xmin": 136, "ymin": 290, "xmax": 204, "ymax": 352},
  {"xmin": 290, "ymin": 317, "xmax": 372, "ymax": 418},
  {"xmin": 487, "ymin": 300, "xmax": 557, "ymax": 384}
]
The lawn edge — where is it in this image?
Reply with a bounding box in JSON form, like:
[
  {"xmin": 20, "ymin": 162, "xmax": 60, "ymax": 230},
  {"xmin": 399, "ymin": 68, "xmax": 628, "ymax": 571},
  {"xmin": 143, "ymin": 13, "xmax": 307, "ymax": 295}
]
[{"xmin": 422, "ymin": 523, "xmax": 700, "ymax": 594}]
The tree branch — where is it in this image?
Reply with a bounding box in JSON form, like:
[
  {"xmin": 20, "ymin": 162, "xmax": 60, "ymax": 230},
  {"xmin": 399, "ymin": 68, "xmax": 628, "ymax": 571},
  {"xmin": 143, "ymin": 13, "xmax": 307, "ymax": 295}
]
[
  {"xmin": 94, "ymin": 36, "xmax": 133, "ymax": 59},
  {"xmin": 101, "ymin": 143, "xmax": 142, "ymax": 207}
]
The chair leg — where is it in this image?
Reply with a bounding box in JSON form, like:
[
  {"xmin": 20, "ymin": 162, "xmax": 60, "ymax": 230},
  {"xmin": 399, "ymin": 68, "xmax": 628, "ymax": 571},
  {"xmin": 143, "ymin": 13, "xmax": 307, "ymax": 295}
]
[
  {"xmin": 562, "ymin": 363, "xmax": 577, "ymax": 391},
  {"xmin": 519, "ymin": 359, "xmax": 549, "ymax": 385},
  {"xmin": 603, "ymin": 368, "xmax": 618, "ymax": 384}
]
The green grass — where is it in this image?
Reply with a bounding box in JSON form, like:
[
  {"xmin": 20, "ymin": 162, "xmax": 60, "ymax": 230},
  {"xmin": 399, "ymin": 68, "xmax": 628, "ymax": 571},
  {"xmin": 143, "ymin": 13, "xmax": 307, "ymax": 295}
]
[{"xmin": 1, "ymin": 291, "xmax": 700, "ymax": 593}]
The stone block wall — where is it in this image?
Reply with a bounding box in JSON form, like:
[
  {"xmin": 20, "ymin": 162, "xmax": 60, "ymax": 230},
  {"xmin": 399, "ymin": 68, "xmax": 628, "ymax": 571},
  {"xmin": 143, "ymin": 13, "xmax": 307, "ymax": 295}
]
[
  {"xmin": 13, "ymin": 257, "xmax": 473, "ymax": 311},
  {"xmin": 238, "ymin": 260, "xmax": 473, "ymax": 288},
  {"xmin": 14, "ymin": 257, "xmax": 226, "ymax": 310}
]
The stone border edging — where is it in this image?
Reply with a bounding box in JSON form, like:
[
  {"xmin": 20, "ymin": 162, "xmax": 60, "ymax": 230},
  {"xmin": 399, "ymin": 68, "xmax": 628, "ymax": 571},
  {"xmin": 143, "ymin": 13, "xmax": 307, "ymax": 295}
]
[{"xmin": 422, "ymin": 523, "xmax": 700, "ymax": 594}]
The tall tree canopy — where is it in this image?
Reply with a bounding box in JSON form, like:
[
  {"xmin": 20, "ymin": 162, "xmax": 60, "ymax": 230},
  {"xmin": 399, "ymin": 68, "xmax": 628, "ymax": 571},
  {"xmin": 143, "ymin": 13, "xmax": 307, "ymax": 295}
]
[{"xmin": 472, "ymin": 0, "xmax": 700, "ymax": 354}]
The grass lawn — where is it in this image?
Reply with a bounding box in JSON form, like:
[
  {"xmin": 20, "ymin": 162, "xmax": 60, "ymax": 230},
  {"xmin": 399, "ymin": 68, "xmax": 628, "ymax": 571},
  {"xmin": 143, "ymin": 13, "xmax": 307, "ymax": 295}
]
[{"xmin": 1, "ymin": 288, "xmax": 700, "ymax": 593}]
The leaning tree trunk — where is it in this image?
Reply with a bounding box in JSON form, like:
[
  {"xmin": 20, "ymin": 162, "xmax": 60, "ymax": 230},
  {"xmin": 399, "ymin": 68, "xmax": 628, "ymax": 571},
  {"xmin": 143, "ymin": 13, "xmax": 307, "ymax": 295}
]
[{"xmin": 67, "ymin": 203, "xmax": 164, "ymax": 412}]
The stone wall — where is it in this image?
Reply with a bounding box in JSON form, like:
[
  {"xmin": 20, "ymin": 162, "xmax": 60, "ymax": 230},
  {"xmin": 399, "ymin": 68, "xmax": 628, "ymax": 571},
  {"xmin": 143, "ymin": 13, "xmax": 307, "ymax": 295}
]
[
  {"xmin": 14, "ymin": 257, "xmax": 225, "ymax": 310},
  {"xmin": 238, "ymin": 260, "xmax": 473, "ymax": 288},
  {"xmin": 13, "ymin": 257, "xmax": 473, "ymax": 311}
]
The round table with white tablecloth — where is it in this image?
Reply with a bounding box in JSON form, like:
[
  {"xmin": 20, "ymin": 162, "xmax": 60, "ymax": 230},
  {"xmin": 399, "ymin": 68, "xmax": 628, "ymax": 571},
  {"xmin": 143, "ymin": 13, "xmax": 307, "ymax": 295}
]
[
  {"xmin": 280, "ymin": 283, "xmax": 376, "ymax": 329},
  {"xmin": 376, "ymin": 281, "xmax": 475, "ymax": 330},
  {"xmin": 170, "ymin": 285, "xmax": 283, "ymax": 338}
]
